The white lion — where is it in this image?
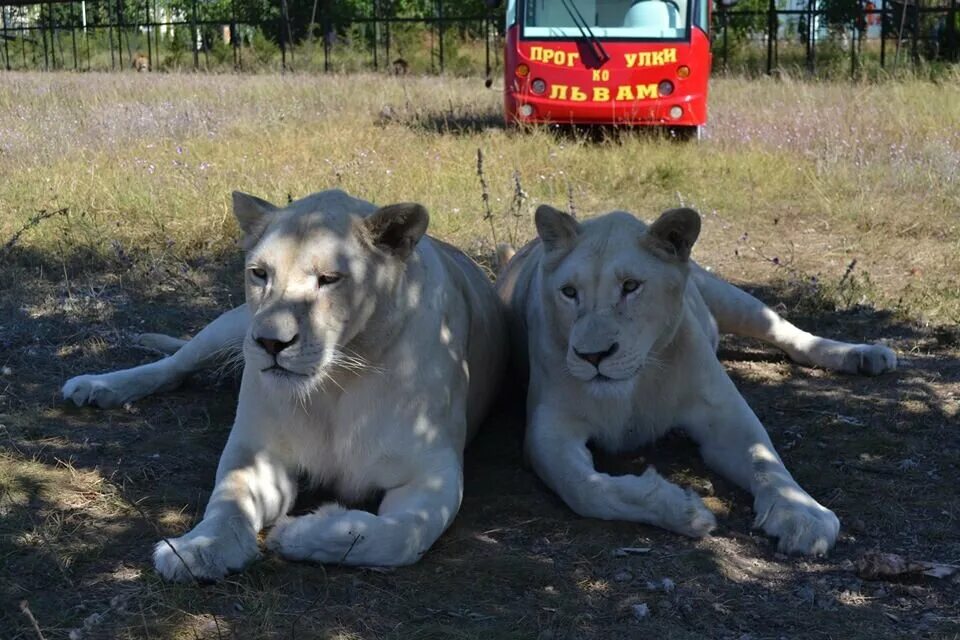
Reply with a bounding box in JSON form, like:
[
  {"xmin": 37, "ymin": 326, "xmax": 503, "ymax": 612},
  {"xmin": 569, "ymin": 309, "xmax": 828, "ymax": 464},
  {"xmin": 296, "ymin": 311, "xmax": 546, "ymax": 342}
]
[
  {"xmin": 62, "ymin": 189, "xmax": 507, "ymax": 580},
  {"xmin": 497, "ymin": 205, "xmax": 896, "ymax": 555}
]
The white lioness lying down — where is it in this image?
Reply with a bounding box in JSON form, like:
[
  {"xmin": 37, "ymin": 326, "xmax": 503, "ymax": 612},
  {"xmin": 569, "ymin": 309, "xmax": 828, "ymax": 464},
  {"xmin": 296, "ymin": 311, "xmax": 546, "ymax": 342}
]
[
  {"xmin": 497, "ymin": 206, "xmax": 896, "ymax": 555},
  {"xmin": 62, "ymin": 190, "xmax": 507, "ymax": 580}
]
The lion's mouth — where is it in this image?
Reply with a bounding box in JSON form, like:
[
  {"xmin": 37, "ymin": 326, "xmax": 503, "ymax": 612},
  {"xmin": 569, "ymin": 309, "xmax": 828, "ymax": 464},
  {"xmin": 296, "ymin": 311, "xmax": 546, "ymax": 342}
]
[
  {"xmin": 591, "ymin": 373, "xmax": 634, "ymax": 383},
  {"xmin": 261, "ymin": 364, "xmax": 308, "ymax": 378},
  {"xmin": 587, "ymin": 373, "xmax": 636, "ymax": 388}
]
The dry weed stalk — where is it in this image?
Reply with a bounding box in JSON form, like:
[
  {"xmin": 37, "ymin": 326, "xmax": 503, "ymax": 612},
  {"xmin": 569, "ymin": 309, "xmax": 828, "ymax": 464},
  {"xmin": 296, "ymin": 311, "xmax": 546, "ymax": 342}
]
[
  {"xmin": 509, "ymin": 170, "xmax": 528, "ymax": 246},
  {"xmin": 476, "ymin": 148, "xmax": 498, "ymax": 247},
  {"xmin": 19, "ymin": 600, "xmax": 47, "ymax": 640},
  {"xmin": 100, "ymin": 474, "xmax": 225, "ymax": 640},
  {"xmin": 0, "ymin": 207, "xmax": 69, "ymax": 261},
  {"xmin": 566, "ymin": 182, "xmax": 577, "ymax": 219}
]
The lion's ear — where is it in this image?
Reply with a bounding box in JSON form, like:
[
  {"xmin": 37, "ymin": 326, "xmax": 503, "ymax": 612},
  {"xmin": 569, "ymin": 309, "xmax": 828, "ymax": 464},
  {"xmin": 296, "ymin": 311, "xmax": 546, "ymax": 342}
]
[
  {"xmin": 535, "ymin": 205, "xmax": 580, "ymax": 253},
  {"xmin": 233, "ymin": 191, "xmax": 279, "ymax": 250},
  {"xmin": 644, "ymin": 207, "xmax": 701, "ymax": 262},
  {"xmin": 362, "ymin": 203, "xmax": 429, "ymax": 260}
]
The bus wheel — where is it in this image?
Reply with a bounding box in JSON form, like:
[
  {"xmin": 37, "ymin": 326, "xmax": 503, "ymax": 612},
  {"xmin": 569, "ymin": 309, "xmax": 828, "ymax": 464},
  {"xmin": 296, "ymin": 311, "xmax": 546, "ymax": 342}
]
[{"xmin": 669, "ymin": 125, "xmax": 702, "ymax": 142}]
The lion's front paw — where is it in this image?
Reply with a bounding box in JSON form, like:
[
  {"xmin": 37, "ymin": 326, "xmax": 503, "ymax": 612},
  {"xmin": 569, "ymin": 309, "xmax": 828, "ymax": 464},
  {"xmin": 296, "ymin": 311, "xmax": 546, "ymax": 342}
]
[
  {"xmin": 671, "ymin": 489, "xmax": 717, "ymax": 538},
  {"xmin": 266, "ymin": 505, "xmax": 361, "ymax": 563},
  {"xmin": 266, "ymin": 504, "xmax": 419, "ymax": 566},
  {"xmin": 265, "ymin": 515, "xmax": 311, "ymax": 560},
  {"xmin": 153, "ymin": 523, "xmax": 259, "ymax": 583},
  {"xmin": 845, "ymin": 344, "xmax": 897, "ymax": 376},
  {"xmin": 754, "ymin": 490, "xmax": 839, "ymax": 556},
  {"xmin": 62, "ymin": 374, "xmax": 129, "ymax": 408}
]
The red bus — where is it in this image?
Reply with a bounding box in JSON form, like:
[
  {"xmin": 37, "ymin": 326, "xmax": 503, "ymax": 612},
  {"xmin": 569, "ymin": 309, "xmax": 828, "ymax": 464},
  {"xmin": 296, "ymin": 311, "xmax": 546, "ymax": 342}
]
[{"xmin": 503, "ymin": 0, "xmax": 711, "ymax": 135}]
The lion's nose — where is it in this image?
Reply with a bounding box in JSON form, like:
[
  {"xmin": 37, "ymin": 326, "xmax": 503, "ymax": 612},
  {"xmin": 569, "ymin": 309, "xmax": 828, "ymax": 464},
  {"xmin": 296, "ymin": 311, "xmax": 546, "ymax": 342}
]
[
  {"xmin": 574, "ymin": 342, "xmax": 619, "ymax": 367},
  {"xmin": 256, "ymin": 335, "xmax": 298, "ymax": 356}
]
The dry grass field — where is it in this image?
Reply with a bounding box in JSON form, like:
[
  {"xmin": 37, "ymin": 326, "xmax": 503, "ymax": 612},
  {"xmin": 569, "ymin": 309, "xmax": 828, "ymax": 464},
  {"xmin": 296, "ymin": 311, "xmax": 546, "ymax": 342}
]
[{"xmin": 0, "ymin": 71, "xmax": 958, "ymax": 639}]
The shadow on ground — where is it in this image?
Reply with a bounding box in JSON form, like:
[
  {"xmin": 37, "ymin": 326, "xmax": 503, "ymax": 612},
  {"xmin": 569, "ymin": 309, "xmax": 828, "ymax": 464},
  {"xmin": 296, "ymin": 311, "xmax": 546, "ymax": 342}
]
[
  {"xmin": 396, "ymin": 104, "xmax": 701, "ymax": 146},
  {"xmin": 1, "ymin": 243, "xmax": 958, "ymax": 639}
]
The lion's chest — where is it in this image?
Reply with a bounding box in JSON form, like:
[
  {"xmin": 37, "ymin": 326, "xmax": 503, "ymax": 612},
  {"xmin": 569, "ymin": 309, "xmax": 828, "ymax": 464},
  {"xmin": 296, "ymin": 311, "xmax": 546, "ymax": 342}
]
[
  {"xmin": 274, "ymin": 387, "xmax": 450, "ymax": 503},
  {"xmin": 589, "ymin": 408, "xmax": 677, "ymax": 453},
  {"xmin": 577, "ymin": 374, "xmax": 684, "ymax": 453}
]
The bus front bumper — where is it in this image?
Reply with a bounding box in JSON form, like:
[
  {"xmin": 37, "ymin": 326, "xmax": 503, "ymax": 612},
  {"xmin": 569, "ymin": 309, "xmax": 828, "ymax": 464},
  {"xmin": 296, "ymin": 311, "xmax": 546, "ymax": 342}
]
[{"xmin": 506, "ymin": 92, "xmax": 707, "ymax": 127}]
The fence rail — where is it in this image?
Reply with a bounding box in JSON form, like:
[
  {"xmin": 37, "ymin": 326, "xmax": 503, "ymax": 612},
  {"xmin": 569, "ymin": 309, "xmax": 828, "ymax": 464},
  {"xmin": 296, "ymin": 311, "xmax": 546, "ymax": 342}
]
[
  {"xmin": 713, "ymin": 0, "xmax": 959, "ymax": 75},
  {"xmin": 0, "ymin": 0, "xmax": 957, "ymax": 76}
]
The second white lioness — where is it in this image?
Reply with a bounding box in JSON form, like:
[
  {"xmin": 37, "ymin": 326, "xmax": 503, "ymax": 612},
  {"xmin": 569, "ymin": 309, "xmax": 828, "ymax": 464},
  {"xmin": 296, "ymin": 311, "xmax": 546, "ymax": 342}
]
[
  {"xmin": 62, "ymin": 189, "xmax": 507, "ymax": 580},
  {"xmin": 497, "ymin": 205, "xmax": 896, "ymax": 555}
]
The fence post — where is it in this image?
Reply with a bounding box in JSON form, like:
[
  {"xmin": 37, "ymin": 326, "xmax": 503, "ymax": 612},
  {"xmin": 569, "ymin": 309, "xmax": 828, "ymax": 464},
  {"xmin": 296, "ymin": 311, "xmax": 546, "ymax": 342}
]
[
  {"xmin": 279, "ymin": 0, "xmax": 294, "ymax": 70},
  {"xmin": 806, "ymin": 0, "xmax": 814, "ymax": 73},
  {"xmin": 279, "ymin": 1, "xmax": 285, "ymax": 71},
  {"xmin": 880, "ymin": 0, "xmax": 886, "ymax": 67},
  {"xmin": 438, "ymin": 0, "xmax": 444, "ymax": 73},
  {"xmin": 41, "ymin": 5, "xmax": 49, "ymax": 69},
  {"xmin": 911, "ymin": 0, "xmax": 919, "ymax": 66},
  {"xmin": 948, "ymin": 0, "xmax": 957, "ymax": 61},
  {"xmin": 154, "ymin": 0, "xmax": 160, "ymax": 67},
  {"xmin": 191, "ymin": 0, "xmax": 198, "ymax": 69},
  {"xmin": 766, "ymin": 0, "xmax": 776, "ymax": 74},
  {"xmin": 70, "ymin": 2, "xmax": 79, "ymax": 71},
  {"xmin": 51, "ymin": 2, "xmax": 59, "ymax": 68},
  {"xmin": 49, "ymin": 2, "xmax": 56, "ymax": 68},
  {"xmin": 2, "ymin": 7, "xmax": 10, "ymax": 71},
  {"xmin": 144, "ymin": 0, "xmax": 151, "ymax": 70},
  {"xmin": 720, "ymin": 3, "xmax": 728, "ymax": 71},
  {"xmin": 385, "ymin": 13, "xmax": 391, "ymax": 66},
  {"xmin": 108, "ymin": 0, "xmax": 115, "ymax": 69},
  {"xmin": 85, "ymin": 0, "xmax": 91, "ymax": 69},
  {"xmin": 485, "ymin": 10, "xmax": 491, "ymax": 80},
  {"xmin": 23, "ymin": 7, "xmax": 28, "ymax": 68},
  {"xmin": 117, "ymin": 0, "xmax": 128, "ymax": 68},
  {"xmin": 322, "ymin": 10, "xmax": 330, "ymax": 72},
  {"xmin": 850, "ymin": 17, "xmax": 856, "ymax": 78},
  {"xmin": 373, "ymin": 0, "xmax": 379, "ymax": 70},
  {"xmin": 231, "ymin": 0, "xmax": 240, "ymax": 70}
]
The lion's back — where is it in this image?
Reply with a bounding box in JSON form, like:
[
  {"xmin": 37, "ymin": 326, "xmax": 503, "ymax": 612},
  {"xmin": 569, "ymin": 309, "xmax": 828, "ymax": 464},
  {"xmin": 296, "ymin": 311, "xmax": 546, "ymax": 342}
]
[{"xmin": 424, "ymin": 238, "xmax": 509, "ymax": 437}]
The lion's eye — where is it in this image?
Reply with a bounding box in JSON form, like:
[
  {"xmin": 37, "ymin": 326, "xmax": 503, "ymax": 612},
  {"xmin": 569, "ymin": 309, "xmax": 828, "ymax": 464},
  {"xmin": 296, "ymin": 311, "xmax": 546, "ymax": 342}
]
[
  {"xmin": 622, "ymin": 279, "xmax": 642, "ymax": 295},
  {"xmin": 318, "ymin": 273, "xmax": 342, "ymax": 287},
  {"xmin": 249, "ymin": 267, "xmax": 267, "ymax": 281},
  {"xmin": 561, "ymin": 285, "xmax": 578, "ymax": 299}
]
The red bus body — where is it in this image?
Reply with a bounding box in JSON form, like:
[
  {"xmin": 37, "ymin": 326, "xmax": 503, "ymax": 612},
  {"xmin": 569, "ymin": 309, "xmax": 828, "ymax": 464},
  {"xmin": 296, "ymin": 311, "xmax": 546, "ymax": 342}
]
[{"xmin": 504, "ymin": 0, "xmax": 711, "ymax": 129}]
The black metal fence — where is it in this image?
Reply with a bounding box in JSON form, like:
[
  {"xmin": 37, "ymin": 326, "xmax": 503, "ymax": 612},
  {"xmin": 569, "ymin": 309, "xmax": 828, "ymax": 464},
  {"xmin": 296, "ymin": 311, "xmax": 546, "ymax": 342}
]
[
  {"xmin": 0, "ymin": 0, "xmax": 957, "ymax": 76},
  {"xmin": 0, "ymin": 0, "xmax": 499, "ymax": 74},
  {"xmin": 713, "ymin": 0, "xmax": 959, "ymax": 75}
]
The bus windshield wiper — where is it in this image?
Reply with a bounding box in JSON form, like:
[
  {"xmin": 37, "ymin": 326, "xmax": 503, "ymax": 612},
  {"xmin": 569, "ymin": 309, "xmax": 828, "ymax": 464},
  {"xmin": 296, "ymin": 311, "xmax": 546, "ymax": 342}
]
[{"xmin": 559, "ymin": 0, "xmax": 610, "ymax": 64}]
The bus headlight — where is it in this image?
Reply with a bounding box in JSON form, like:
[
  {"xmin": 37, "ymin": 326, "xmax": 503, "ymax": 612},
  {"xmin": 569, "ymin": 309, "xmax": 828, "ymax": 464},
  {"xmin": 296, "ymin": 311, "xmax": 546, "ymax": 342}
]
[
  {"xmin": 669, "ymin": 106, "xmax": 683, "ymax": 119},
  {"xmin": 658, "ymin": 80, "xmax": 675, "ymax": 97},
  {"xmin": 519, "ymin": 104, "xmax": 535, "ymax": 118},
  {"xmin": 531, "ymin": 78, "xmax": 547, "ymax": 95}
]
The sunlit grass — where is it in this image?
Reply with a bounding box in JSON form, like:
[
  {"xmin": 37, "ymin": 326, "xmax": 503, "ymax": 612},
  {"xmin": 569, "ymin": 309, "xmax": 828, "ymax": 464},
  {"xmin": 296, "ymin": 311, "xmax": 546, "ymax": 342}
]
[{"xmin": 1, "ymin": 71, "xmax": 958, "ymax": 322}]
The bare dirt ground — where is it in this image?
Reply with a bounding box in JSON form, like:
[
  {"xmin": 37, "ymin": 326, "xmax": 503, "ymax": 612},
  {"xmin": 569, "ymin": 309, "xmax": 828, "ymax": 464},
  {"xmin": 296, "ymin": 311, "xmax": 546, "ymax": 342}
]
[
  {"xmin": 1, "ymin": 71, "xmax": 959, "ymax": 640},
  {"xmin": 1, "ymin": 239, "xmax": 958, "ymax": 640}
]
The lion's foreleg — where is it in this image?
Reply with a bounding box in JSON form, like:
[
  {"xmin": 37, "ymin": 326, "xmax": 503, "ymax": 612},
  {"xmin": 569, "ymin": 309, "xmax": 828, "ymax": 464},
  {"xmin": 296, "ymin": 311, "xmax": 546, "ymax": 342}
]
[
  {"xmin": 267, "ymin": 452, "xmax": 463, "ymax": 567},
  {"xmin": 62, "ymin": 304, "xmax": 250, "ymax": 408},
  {"xmin": 525, "ymin": 405, "xmax": 716, "ymax": 537},
  {"xmin": 683, "ymin": 388, "xmax": 839, "ymax": 556},
  {"xmin": 153, "ymin": 436, "xmax": 296, "ymax": 582}
]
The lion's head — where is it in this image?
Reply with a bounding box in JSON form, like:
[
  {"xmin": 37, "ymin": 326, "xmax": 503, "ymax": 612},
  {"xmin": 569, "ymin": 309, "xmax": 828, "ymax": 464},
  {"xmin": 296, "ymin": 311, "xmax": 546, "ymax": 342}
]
[
  {"xmin": 535, "ymin": 205, "xmax": 701, "ymax": 397},
  {"xmin": 232, "ymin": 190, "xmax": 428, "ymax": 399}
]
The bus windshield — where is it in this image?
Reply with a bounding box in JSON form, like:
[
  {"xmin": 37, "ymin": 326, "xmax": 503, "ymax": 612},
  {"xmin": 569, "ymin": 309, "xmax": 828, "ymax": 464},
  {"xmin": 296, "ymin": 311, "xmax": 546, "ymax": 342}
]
[{"xmin": 519, "ymin": 0, "xmax": 699, "ymax": 41}]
